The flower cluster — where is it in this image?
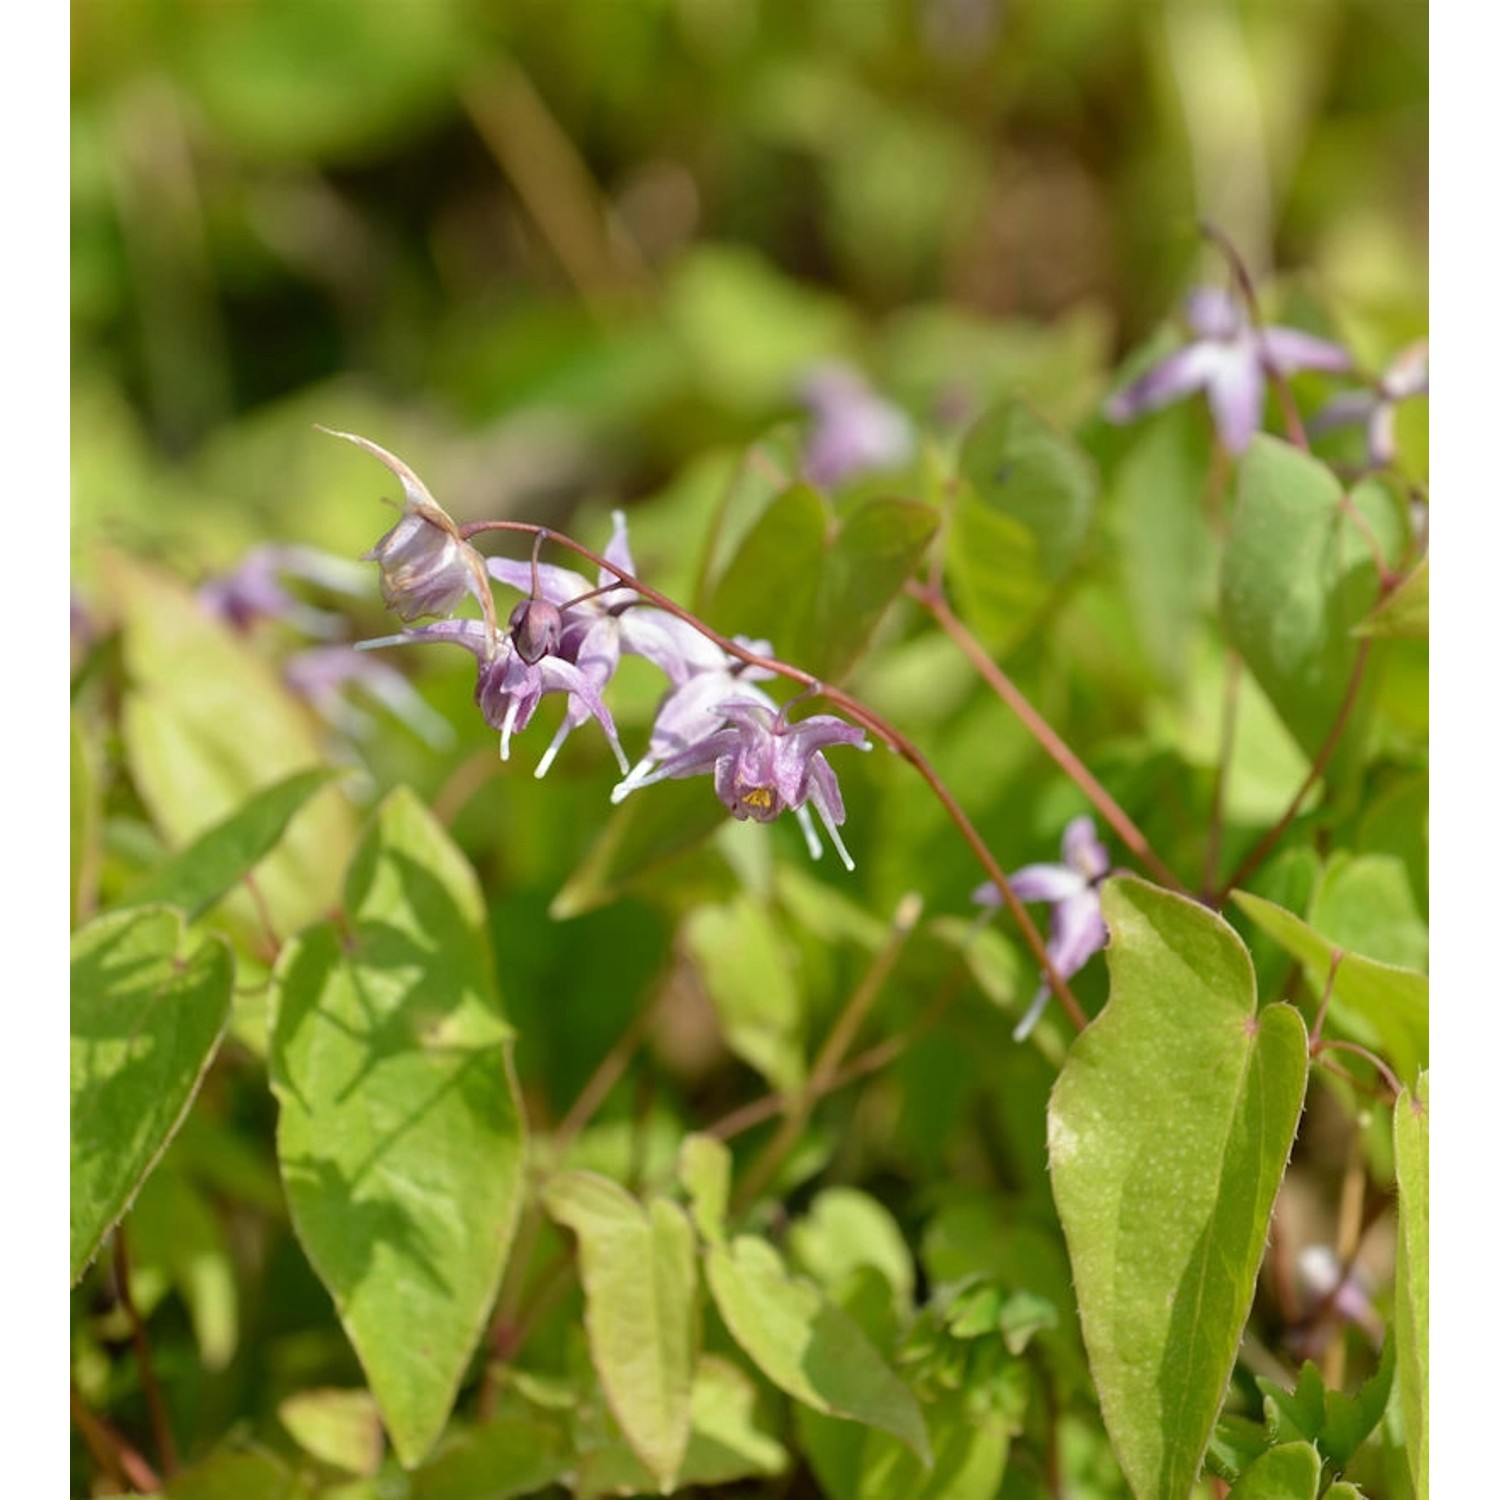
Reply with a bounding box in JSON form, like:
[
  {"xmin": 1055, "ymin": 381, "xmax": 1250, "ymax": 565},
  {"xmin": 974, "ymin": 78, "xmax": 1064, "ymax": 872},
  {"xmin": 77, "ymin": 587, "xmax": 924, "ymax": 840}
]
[{"xmin": 337, "ymin": 431, "xmax": 869, "ymax": 869}]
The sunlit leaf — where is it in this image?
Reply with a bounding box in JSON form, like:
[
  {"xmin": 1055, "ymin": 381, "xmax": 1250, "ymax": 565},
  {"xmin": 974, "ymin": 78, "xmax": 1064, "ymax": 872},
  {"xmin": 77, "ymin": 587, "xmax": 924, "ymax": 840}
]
[
  {"xmin": 278, "ymin": 1388, "xmax": 385, "ymax": 1477},
  {"xmin": 269, "ymin": 788, "xmax": 525, "ymax": 1467},
  {"xmin": 71, "ymin": 906, "xmax": 234, "ymax": 1282},
  {"xmin": 71, "ymin": 713, "xmax": 102, "ymax": 927},
  {"xmin": 111, "ymin": 552, "xmax": 356, "ymax": 936},
  {"xmin": 542, "ymin": 1171, "xmax": 698, "ymax": 1489},
  {"xmin": 706, "ymin": 1234, "xmax": 929, "ymax": 1463},
  {"xmin": 1395, "ymin": 1073, "xmax": 1428, "ymax": 1500},
  {"xmin": 1355, "ymin": 556, "xmax": 1428, "ymax": 638},
  {"xmin": 787, "ymin": 1187, "xmax": 915, "ymax": 1308},
  {"xmin": 1048, "ymin": 876, "xmax": 1308, "ymax": 1500},
  {"xmin": 121, "ymin": 768, "xmax": 341, "ymax": 922},
  {"xmin": 678, "ymin": 1133, "xmax": 732, "ymax": 1248},
  {"xmin": 1232, "ymin": 889, "xmax": 1427, "ymax": 1085}
]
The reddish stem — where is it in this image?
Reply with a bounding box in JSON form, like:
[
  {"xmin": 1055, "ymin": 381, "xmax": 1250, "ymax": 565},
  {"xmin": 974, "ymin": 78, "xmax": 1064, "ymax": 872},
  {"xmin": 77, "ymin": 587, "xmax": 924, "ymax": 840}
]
[
  {"xmin": 113, "ymin": 1232, "xmax": 178, "ymax": 1477},
  {"xmin": 462, "ymin": 520, "xmax": 1087, "ymax": 1030}
]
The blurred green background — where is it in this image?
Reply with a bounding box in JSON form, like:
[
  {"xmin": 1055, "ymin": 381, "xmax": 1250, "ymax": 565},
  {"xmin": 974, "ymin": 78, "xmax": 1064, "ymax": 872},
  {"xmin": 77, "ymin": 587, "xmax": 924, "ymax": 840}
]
[{"xmin": 72, "ymin": 0, "xmax": 1427, "ymax": 580}]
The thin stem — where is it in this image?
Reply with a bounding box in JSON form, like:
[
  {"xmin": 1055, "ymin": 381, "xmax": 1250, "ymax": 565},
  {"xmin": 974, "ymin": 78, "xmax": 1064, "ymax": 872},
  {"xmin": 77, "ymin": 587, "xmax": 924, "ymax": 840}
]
[
  {"xmin": 112, "ymin": 1231, "xmax": 178, "ymax": 1478},
  {"xmin": 432, "ymin": 746, "xmax": 504, "ymax": 827},
  {"xmin": 1312, "ymin": 1039, "xmax": 1402, "ymax": 1104},
  {"xmin": 1309, "ymin": 950, "xmax": 1345, "ymax": 1045},
  {"xmin": 551, "ymin": 1002, "xmax": 658, "ymax": 1157},
  {"xmin": 462, "ymin": 519, "xmax": 1085, "ymax": 1027},
  {"xmin": 913, "ymin": 581, "xmax": 1187, "ymax": 894},
  {"xmin": 70, "ymin": 1381, "xmax": 160, "ymax": 1494},
  {"xmin": 1216, "ymin": 639, "xmax": 1372, "ymax": 900},
  {"xmin": 731, "ymin": 894, "xmax": 924, "ymax": 1214},
  {"xmin": 1200, "ymin": 219, "xmax": 1308, "ymax": 452},
  {"xmin": 1201, "ymin": 651, "xmax": 1242, "ymax": 896}
]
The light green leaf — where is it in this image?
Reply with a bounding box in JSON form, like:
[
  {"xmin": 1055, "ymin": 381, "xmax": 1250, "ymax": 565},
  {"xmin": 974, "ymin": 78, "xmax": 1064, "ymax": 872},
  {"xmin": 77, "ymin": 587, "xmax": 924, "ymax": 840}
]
[
  {"xmin": 1355, "ymin": 556, "xmax": 1427, "ymax": 638},
  {"xmin": 111, "ymin": 551, "xmax": 357, "ymax": 936},
  {"xmin": 1221, "ymin": 439, "xmax": 1404, "ymax": 765},
  {"xmin": 852, "ymin": 1388, "xmax": 1014, "ymax": 1500},
  {"xmin": 71, "ymin": 906, "xmax": 234, "ymax": 1282},
  {"xmin": 1048, "ymin": 876, "xmax": 1308, "ymax": 1500},
  {"xmin": 679, "ymin": 1355, "xmax": 790, "ymax": 1486},
  {"xmin": 1232, "ymin": 889, "xmax": 1427, "ymax": 1085},
  {"xmin": 788, "ymin": 1187, "xmax": 915, "ymax": 1308},
  {"xmin": 1227, "ymin": 1440, "xmax": 1322, "ymax": 1498},
  {"xmin": 278, "ymin": 1389, "xmax": 385, "ymax": 1477},
  {"xmin": 269, "ymin": 787, "xmax": 525, "ymax": 1467},
  {"xmin": 542, "ymin": 1171, "xmax": 698, "ymax": 1489},
  {"xmin": 678, "ymin": 1133, "xmax": 732, "ymax": 1248},
  {"xmin": 683, "ymin": 895, "xmax": 806, "ymax": 1093},
  {"xmin": 122, "ymin": 768, "xmax": 341, "ymax": 922},
  {"xmin": 706, "ymin": 1234, "xmax": 929, "ymax": 1463},
  {"xmin": 72, "ymin": 713, "xmax": 102, "ymax": 927},
  {"xmin": 1308, "ymin": 853, "xmax": 1427, "ymax": 973},
  {"xmin": 1395, "ymin": 1073, "xmax": 1428, "ymax": 1500}
]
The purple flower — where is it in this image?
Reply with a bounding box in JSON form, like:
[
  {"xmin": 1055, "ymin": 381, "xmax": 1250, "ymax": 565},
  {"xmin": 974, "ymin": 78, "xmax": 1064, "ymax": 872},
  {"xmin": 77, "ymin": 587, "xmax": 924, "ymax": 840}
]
[
  {"xmin": 974, "ymin": 815, "xmax": 1110, "ymax": 1041},
  {"xmin": 798, "ymin": 363, "xmax": 915, "ymax": 488},
  {"xmin": 198, "ymin": 544, "xmax": 370, "ymax": 637},
  {"xmin": 1310, "ymin": 338, "xmax": 1427, "ymax": 468},
  {"xmin": 357, "ymin": 617, "xmax": 628, "ymax": 776},
  {"xmin": 1105, "ymin": 287, "xmax": 1351, "ymax": 455},
  {"xmin": 613, "ymin": 697, "xmax": 868, "ymax": 871},
  {"xmin": 325, "ymin": 428, "xmax": 495, "ymax": 634}
]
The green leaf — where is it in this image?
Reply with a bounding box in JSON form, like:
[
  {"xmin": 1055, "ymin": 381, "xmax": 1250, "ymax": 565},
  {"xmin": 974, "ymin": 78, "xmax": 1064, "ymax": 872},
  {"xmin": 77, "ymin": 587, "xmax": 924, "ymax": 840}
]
[
  {"xmin": 948, "ymin": 397, "xmax": 1098, "ymax": 652},
  {"xmin": 112, "ymin": 551, "xmax": 357, "ymax": 935},
  {"xmin": 542, "ymin": 1172, "xmax": 698, "ymax": 1489},
  {"xmin": 706, "ymin": 1234, "xmax": 930, "ymax": 1463},
  {"xmin": 278, "ymin": 1388, "xmax": 385, "ymax": 1477},
  {"xmin": 958, "ymin": 399, "xmax": 1097, "ymax": 580},
  {"xmin": 164, "ymin": 1448, "xmax": 309, "ymax": 1500},
  {"xmin": 701, "ymin": 481, "xmax": 829, "ymax": 658},
  {"xmin": 695, "ymin": 424, "xmax": 803, "ymax": 605},
  {"xmin": 1395, "ymin": 1074, "xmax": 1428, "ymax": 1500},
  {"xmin": 1308, "ymin": 853, "xmax": 1427, "ymax": 973},
  {"xmin": 550, "ymin": 776, "xmax": 729, "ymax": 920},
  {"xmin": 1319, "ymin": 1338, "xmax": 1396, "ymax": 1467},
  {"xmin": 1048, "ymin": 876, "xmax": 1309, "ymax": 1500},
  {"xmin": 678, "ymin": 1133, "xmax": 732, "ymax": 1248},
  {"xmin": 1221, "ymin": 438, "xmax": 1403, "ymax": 765},
  {"xmin": 71, "ymin": 906, "xmax": 234, "ymax": 1282},
  {"xmin": 808, "ymin": 496, "xmax": 940, "ymax": 681},
  {"xmin": 850, "ymin": 1387, "xmax": 1014, "ymax": 1500},
  {"xmin": 269, "ymin": 787, "xmax": 526, "ymax": 1467},
  {"xmin": 122, "ymin": 768, "xmax": 341, "ymax": 921},
  {"xmin": 72, "ymin": 713, "xmax": 102, "ymax": 927},
  {"xmin": 1232, "ymin": 889, "xmax": 1427, "ymax": 1085},
  {"xmin": 409, "ymin": 1417, "xmax": 570, "ymax": 1500},
  {"xmin": 683, "ymin": 895, "xmax": 806, "ymax": 1093},
  {"xmin": 1226, "ymin": 1440, "xmax": 1322, "ymax": 1499},
  {"xmin": 787, "ymin": 1187, "xmax": 916, "ymax": 1308},
  {"xmin": 1355, "ymin": 556, "xmax": 1427, "ymax": 638}
]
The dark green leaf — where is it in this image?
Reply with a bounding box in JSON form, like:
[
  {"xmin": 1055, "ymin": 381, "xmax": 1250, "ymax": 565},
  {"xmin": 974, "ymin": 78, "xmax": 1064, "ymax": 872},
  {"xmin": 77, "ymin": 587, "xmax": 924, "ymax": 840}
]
[
  {"xmin": 269, "ymin": 787, "xmax": 525, "ymax": 1467},
  {"xmin": 409, "ymin": 1417, "xmax": 570, "ymax": 1500},
  {"xmin": 1048, "ymin": 876, "xmax": 1308, "ymax": 1500},
  {"xmin": 71, "ymin": 906, "xmax": 234, "ymax": 1282},
  {"xmin": 122, "ymin": 768, "xmax": 341, "ymax": 921}
]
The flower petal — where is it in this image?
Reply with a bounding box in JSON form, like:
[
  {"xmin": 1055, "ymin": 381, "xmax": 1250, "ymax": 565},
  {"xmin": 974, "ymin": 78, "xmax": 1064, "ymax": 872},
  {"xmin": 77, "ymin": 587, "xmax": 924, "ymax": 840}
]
[
  {"xmin": 1061, "ymin": 815, "xmax": 1110, "ymax": 882},
  {"xmin": 1205, "ymin": 350, "xmax": 1266, "ymax": 454},
  {"xmin": 1259, "ymin": 327, "xmax": 1352, "ymax": 376},
  {"xmin": 1047, "ymin": 890, "xmax": 1107, "ymax": 979},
  {"xmin": 1104, "ymin": 340, "xmax": 1222, "ymax": 423},
  {"xmin": 1007, "ymin": 862, "xmax": 1087, "ymax": 904}
]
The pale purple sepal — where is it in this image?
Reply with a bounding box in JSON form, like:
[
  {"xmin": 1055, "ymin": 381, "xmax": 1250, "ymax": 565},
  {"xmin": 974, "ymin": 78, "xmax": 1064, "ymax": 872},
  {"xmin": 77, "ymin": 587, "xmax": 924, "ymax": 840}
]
[{"xmin": 799, "ymin": 363, "xmax": 915, "ymax": 488}]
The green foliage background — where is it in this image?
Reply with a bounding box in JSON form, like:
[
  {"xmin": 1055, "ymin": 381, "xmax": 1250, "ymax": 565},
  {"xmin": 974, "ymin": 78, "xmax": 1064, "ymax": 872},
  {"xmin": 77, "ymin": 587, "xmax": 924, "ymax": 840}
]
[{"xmin": 71, "ymin": 3, "xmax": 1427, "ymax": 1497}]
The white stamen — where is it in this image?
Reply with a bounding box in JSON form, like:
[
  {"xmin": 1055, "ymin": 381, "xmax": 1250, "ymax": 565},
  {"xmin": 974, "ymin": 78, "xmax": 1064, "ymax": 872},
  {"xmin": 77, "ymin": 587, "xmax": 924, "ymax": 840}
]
[{"xmin": 1012, "ymin": 984, "xmax": 1052, "ymax": 1043}]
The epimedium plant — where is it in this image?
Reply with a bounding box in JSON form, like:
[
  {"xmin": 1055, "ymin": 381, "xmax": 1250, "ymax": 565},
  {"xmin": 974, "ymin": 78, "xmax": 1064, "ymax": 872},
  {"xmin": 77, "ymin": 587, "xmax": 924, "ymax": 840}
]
[{"xmin": 71, "ymin": 247, "xmax": 1428, "ymax": 1500}]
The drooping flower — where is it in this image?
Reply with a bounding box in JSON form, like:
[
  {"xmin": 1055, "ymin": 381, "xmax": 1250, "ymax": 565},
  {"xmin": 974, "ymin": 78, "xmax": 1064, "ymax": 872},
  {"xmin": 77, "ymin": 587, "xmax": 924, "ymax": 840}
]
[
  {"xmin": 1104, "ymin": 287, "xmax": 1351, "ymax": 455},
  {"xmin": 324, "ymin": 427, "xmax": 496, "ymax": 636},
  {"xmin": 974, "ymin": 815, "xmax": 1111, "ymax": 1041},
  {"xmin": 357, "ymin": 617, "xmax": 628, "ymax": 775},
  {"xmin": 198, "ymin": 543, "xmax": 370, "ymax": 637},
  {"xmin": 798, "ymin": 362, "xmax": 915, "ymax": 488},
  {"xmin": 1310, "ymin": 338, "xmax": 1428, "ymax": 468},
  {"xmin": 613, "ymin": 697, "xmax": 868, "ymax": 871}
]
